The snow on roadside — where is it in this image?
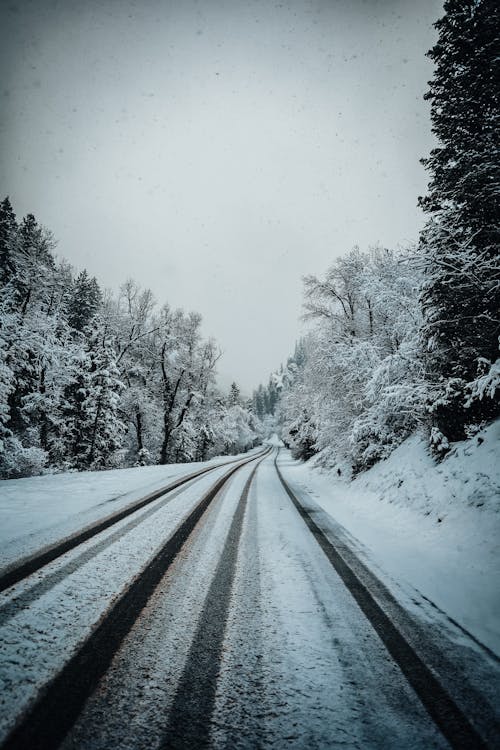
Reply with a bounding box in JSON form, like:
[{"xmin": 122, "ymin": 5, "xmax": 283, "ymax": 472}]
[
  {"xmin": 0, "ymin": 449, "xmax": 259, "ymax": 570},
  {"xmin": 278, "ymin": 420, "xmax": 500, "ymax": 656},
  {"xmin": 0, "ymin": 462, "xmax": 255, "ymax": 744},
  {"xmin": 264, "ymin": 433, "xmax": 284, "ymax": 447}
]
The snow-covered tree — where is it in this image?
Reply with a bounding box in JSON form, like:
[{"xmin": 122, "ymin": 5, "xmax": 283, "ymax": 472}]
[
  {"xmin": 419, "ymin": 0, "xmax": 500, "ymax": 446},
  {"xmin": 0, "ymin": 197, "xmax": 18, "ymax": 287},
  {"xmin": 0, "ymin": 198, "xmax": 260, "ymax": 477},
  {"xmin": 67, "ymin": 270, "xmax": 102, "ymax": 333},
  {"xmin": 59, "ymin": 319, "xmax": 125, "ymax": 470},
  {"xmin": 228, "ymin": 382, "xmax": 242, "ymax": 406},
  {"xmin": 280, "ymin": 247, "xmax": 426, "ymax": 471}
]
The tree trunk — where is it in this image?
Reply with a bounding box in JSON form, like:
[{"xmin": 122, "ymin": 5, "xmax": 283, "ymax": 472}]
[{"xmin": 135, "ymin": 410, "xmax": 143, "ymax": 452}]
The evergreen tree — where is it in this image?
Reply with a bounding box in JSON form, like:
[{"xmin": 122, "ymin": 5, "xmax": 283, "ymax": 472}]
[
  {"xmin": 267, "ymin": 377, "xmax": 279, "ymax": 415},
  {"xmin": 0, "ymin": 304, "xmax": 15, "ymax": 451},
  {"xmin": 419, "ymin": 0, "xmax": 500, "ymax": 445},
  {"xmin": 61, "ymin": 320, "xmax": 125, "ymax": 470},
  {"xmin": 0, "ymin": 197, "xmax": 18, "ymax": 286},
  {"xmin": 4, "ymin": 213, "xmax": 59, "ymax": 441},
  {"xmin": 16, "ymin": 214, "xmax": 56, "ymax": 316},
  {"xmin": 67, "ymin": 270, "xmax": 102, "ymax": 332},
  {"xmin": 251, "ymin": 385, "xmax": 266, "ymax": 419},
  {"xmin": 228, "ymin": 381, "xmax": 241, "ymax": 406}
]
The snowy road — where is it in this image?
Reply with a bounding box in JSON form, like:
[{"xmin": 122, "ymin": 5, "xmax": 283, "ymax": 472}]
[{"xmin": 0, "ymin": 449, "xmax": 499, "ymax": 749}]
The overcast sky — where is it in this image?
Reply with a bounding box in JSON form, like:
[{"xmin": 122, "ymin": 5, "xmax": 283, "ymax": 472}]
[{"xmin": 0, "ymin": 0, "xmax": 442, "ymax": 392}]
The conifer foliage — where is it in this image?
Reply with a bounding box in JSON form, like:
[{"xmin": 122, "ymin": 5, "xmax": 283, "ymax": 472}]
[
  {"xmin": 0, "ymin": 199, "xmax": 260, "ymax": 477},
  {"xmin": 419, "ymin": 0, "xmax": 500, "ymax": 445},
  {"xmin": 275, "ymin": 1, "xmax": 499, "ymax": 471},
  {"xmin": 2, "ymin": 3, "xmax": 497, "ymax": 479}
]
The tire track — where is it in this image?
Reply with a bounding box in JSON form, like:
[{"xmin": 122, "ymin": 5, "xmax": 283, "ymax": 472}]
[
  {"xmin": 274, "ymin": 450, "xmax": 490, "ymax": 750},
  {"xmin": 0, "ymin": 449, "xmax": 267, "ymax": 594},
  {"xmin": 1, "ymin": 450, "xmax": 268, "ymax": 750},
  {"xmin": 0, "ymin": 476, "xmax": 201, "ymax": 628},
  {"xmin": 160, "ymin": 460, "xmax": 261, "ymax": 749}
]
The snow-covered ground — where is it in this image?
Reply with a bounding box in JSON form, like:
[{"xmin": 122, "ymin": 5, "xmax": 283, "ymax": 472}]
[
  {"xmin": 58, "ymin": 451, "xmax": 450, "ymax": 749},
  {"xmin": 0, "ymin": 445, "xmax": 498, "ymax": 746},
  {"xmin": 279, "ymin": 420, "xmax": 500, "ymax": 657},
  {"xmin": 0, "ymin": 449, "xmax": 259, "ymax": 571},
  {"xmin": 263, "ymin": 433, "xmax": 284, "ymax": 447},
  {"xmin": 0, "ymin": 459, "xmax": 257, "ymax": 743}
]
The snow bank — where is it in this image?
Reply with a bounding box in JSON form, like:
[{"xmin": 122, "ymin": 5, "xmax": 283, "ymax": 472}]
[
  {"xmin": 279, "ymin": 420, "xmax": 500, "ymax": 656},
  {"xmin": 346, "ymin": 420, "xmax": 500, "ymax": 517}
]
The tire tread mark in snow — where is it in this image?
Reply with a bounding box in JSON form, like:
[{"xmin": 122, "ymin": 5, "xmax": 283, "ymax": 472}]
[
  {"xmin": 0, "ymin": 450, "xmax": 267, "ymax": 750},
  {"xmin": 274, "ymin": 452, "xmax": 489, "ymax": 750},
  {"xmin": 0, "ymin": 481, "xmax": 198, "ymax": 628},
  {"xmin": 160, "ymin": 461, "xmax": 261, "ymax": 750},
  {"xmin": 0, "ymin": 450, "xmax": 266, "ymax": 593}
]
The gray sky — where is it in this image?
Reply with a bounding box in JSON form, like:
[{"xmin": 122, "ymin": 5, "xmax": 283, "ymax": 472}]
[{"xmin": 0, "ymin": 0, "xmax": 442, "ymax": 392}]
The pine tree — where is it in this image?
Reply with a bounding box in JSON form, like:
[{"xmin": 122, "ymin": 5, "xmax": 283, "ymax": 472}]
[
  {"xmin": 419, "ymin": 0, "xmax": 500, "ymax": 445},
  {"xmin": 251, "ymin": 385, "xmax": 266, "ymax": 419},
  {"xmin": 0, "ymin": 311, "xmax": 15, "ymax": 451},
  {"xmin": 67, "ymin": 270, "xmax": 102, "ymax": 332},
  {"xmin": 228, "ymin": 381, "xmax": 241, "ymax": 406},
  {"xmin": 267, "ymin": 377, "xmax": 279, "ymax": 415},
  {"xmin": 0, "ymin": 199, "xmax": 18, "ymax": 453},
  {"xmin": 61, "ymin": 320, "xmax": 125, "ymax": 470},
  {"xmin": 0, "ymin": 197, "xmax": 18, "ymax": 286},
  {"xmin": 16, "ymin": 214, "xmax": 56, "ymax": 316}
]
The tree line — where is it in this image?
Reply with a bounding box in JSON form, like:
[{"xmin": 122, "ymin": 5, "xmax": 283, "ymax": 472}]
[
  {"xmin": 2, "ymin": 0, "xmax": 498, "ymax": 479},
  {"xmin": 0, "ymin": 203, "xmax": 261, "ymax": 478},
  {"xmin": 258, "ymin": 0, "xmax": 499, "ymax": 472}
]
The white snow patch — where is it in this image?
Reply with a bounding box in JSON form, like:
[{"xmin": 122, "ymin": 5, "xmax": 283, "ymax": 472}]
[
  {"xmin": 264, "ymin": 433, "xmax": 284, "ymax": 447},
  {"xmin": 0, "ymin": 462, "xmax": 242, "ymax": 742},
  {"xmin": 279, "ymin": 420, "xmax": 500, "ymax": 656},
  {"xmin": 0, "ymin": 449, "xmax": 260, "ymax": 570}
]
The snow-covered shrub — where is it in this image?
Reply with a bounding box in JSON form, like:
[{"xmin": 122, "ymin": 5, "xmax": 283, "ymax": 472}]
[
  {"xmin": 465, "ymin": 342, "xmax": 500, "ymax": 408},
  {"xmin": 0, "ymin": 436, "xmax": 47, "ymax": 478},
  {"xmin": 429, "ymin": 426, "xmax": 450, "ymax": 456},
  {"xmin": 135, "ymin": 447, "xmax": 153, "ymax": 466}
]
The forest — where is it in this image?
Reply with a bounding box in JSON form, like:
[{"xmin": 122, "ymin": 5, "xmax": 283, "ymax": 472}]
[
  {"xmin": 0, "ymin": 210, "xmax": 261, "ymax": 478},
  {"xmin": 255, "ymin": 0, "xmax": 499, "ymax": 472},
  {"xmin": 1, "ymin": 0, "xmax": 498, "ymax": 479}
]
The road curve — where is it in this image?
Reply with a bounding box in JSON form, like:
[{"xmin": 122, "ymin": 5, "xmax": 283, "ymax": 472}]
[{"xmin": 1, "ymin": 447, "xmax": 498, "ymax": 750}]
